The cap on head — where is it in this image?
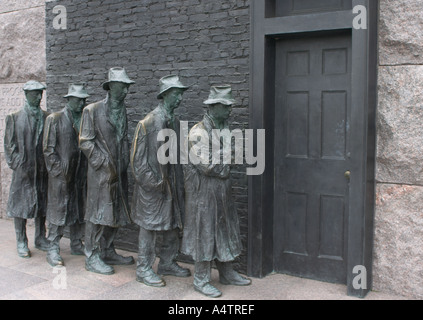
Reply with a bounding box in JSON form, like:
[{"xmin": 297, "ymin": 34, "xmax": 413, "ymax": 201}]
[
  {"xmin": 157, "ymin": 75, "xmax": 189, "ymax": 99},
  {"xmin": 23, "ymin": 80, "xmax": 46, "ymax": 92},
  {"xmin": 102, "ymin": 67, "xmax": 135, "ymax": 91},
  {"xmin": 203, "ymin": 85, "xmax": 236, "ymax": 106},
  {"xmin": 64, "ymin": 84, "xmax": 90, "ymax": 99}
]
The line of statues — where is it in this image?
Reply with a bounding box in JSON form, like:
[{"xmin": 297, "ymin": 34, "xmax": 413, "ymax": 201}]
[{"xmin": 4, "ymin": 67, "xmax": 251, "ymax": 298}]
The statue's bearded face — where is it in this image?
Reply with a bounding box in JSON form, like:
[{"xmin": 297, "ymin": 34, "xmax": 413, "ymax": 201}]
[
  {"xmin": 25, "ymin": 90, "xmax": 43, "ymax": 108},
  {"xmin": 209, "ymin": 103, "xmax": 232, "ymax": 121},
  {"xmin": 109, "ymin": 82, "xmax": 130, "ymax": 102},
  {"xmin": 163, "ymin": 88, "xmax": 185, "ymax": 110},
  {"xmin": 67, "ymin": 97, "xmax": 86, "ymax": 113}
]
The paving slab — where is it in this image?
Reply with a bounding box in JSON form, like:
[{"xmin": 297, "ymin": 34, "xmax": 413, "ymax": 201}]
[{"xmin": 0, "ymin": 218, "xmax": 410, "ymax": 302}]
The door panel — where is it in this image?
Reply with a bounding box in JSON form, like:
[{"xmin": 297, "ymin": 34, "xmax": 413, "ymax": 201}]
[
  {"xmin": 284, "ymin": 192, "xmax": 308, "ymax": 255},
  {"xmin": 275, "ymin": 0, "xmax": 352, "ymax": 17},
  {"xmin": 319, "ymin": 194, "xmax": 345, "ymax": 259},
  {"xmin": 286, "ymin": 92, "xmax": 309, "ymax": 157},
  {"xmin": 274, "ymin": 32, "xmax": 352, "ymax": 283},
  {"xmin": 321, "ymin": 91, "xmax": 347, "ymax": 159}
]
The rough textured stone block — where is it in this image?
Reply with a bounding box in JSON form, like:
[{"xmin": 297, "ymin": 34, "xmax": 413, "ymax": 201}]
[
  {"xmin": 0, "ymin": 7, "xmax": 46, "ymax": 83},
  {"xmin": 373, "ymin": 183, "xmax": 423, "ymax": 299},
  {"xmin": 376, "ymin": 66, "xmax": 423, "ymax": 185},
  {"xmin": 0, "ymin": 0, "xmax": 45, "ymax": 14},
  {"xmin": 379, "ymin": 0, "xmax": 423, "ymax": 65}
]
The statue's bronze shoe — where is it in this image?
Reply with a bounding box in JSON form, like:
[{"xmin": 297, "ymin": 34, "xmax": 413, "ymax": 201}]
[
  {"xmin": 102, "ymin": 248, "xmax": 135, "ymax": 265},
  {"xmin": 136, "ymin": 269, "xmax": 166, "ymax": 287},
  {"xmin": 85, "ymin": 252, "xmax": 114, "ymax": 275},
  {"xmin": 219, "ymin": 272, "xmax": 251, "ymax": 286},
  {"xmin": 17, "ymin": 242, "xmax": 31, "ymax": 258},
  {"xmin": 47, "ymin": 250, "xmax": 64, "ymax": 267},
  {"xmin": 194, "ymin": 283, "xmax": 222, "ymax": 298},
  {"xmin": 71, "ymin": 241, "xmax": 85, "ymax": 256},
  {"xmin": 158, "ymin": 262, "xmax": 191, "ymax": 277},
  {"xmin": 35, "ymin": 237, "xmax": 50, "ymax": 252}
]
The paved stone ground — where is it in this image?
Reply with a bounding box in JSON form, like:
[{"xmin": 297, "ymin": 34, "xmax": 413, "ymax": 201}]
[{"xmin": 0, "ymin": 218, "xmax": 408, "ymax": 301}]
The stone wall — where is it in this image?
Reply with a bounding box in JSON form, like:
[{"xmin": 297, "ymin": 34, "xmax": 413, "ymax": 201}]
[
  {"xmin": 44, "ymin": 0, "xmax": 250, "ymax": 271},
  {"xmin": 374, "ymin": 0, "xmax": 423, "ymax": 299},
  {"xmin": 0, "ymin": 0, "xmax": 47, "ymax": 218}
]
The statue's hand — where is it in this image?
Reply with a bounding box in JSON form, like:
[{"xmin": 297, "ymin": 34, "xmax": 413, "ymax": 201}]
[
  {"xmin": 105, "ymin": 158, "xmax": 117, "ymax": 178},
  {"xmin": 61, "ymin": 159, "xmax": 69, "ymax": 176},
  {"xmin": 156, "ymin": 177, "xmax": 168, "ymax": 194}
]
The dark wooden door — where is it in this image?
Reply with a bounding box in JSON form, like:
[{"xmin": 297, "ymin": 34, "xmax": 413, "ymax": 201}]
[{"xmin": 273, "ymin": 32, "xmax": 352, "ymax": 283}]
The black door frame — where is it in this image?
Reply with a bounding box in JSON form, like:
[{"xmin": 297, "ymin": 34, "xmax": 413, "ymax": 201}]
[{"xmin": 247, "ymin": 0, "xmax": 378, "ymax": 298}]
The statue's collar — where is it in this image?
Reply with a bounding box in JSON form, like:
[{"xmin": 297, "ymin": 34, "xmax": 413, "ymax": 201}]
[
  {"xmin": 24, "ymin": 101, "xmax": 43, "ymax": 119},
  {"xmin": 104, "ymin": 94, "xmax": 125, "ymax": 111},
  {"xmin": 204, "ymin": 113, "xmax": 228, "ymax": 131},
  {"xmin": 157, "ymin": 103, "xmax": 175, "ymax": 122}
]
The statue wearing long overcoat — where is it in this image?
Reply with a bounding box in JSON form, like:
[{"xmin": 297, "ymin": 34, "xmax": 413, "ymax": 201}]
[
  {"xmin": 181, "ymin": 114, "xmax": 242, "ymax": 262},
  {"xmin": 4, "ymin": 106, "xmax": 48, "ymax": 219},
  {"xmin": 79, "ymin": 97, "xmax": 131, "ymax": 227},
  {"xmin": 130, "ymin": 106, "xmax": 184, "ymax": 231},
  {"xmin": 43, "ymin": 108, "xmax": 87, "ymax": 226}
]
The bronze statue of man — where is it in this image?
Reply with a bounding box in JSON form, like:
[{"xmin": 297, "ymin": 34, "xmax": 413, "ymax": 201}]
[
  {"xmin": 4, "ymin": 80, "xmax": 50, "ymax": 258},
  {"xmin": 131, "ymin": 75, "xmax": 191, "ymax": 287},
  {"xmin": 79, "ymin": 68, "xmax": 135, "ymax": 275},
  {"xmin": 43, "ymin": 84, "xmax": 90, "ymax": 267},
  {"xmin": 181, "ymin": 85, "xmax": 251, "ymax": 298}
]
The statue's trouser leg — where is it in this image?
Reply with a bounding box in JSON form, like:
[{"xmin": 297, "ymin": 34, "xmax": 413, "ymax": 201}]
[
  {"xmin": 46, "ymin": 224, "xmax": 64, "ymax": 266},
  {"xmin": 100, "ymin": 226, "xmax": 118, "ymax": 251},
  {"xmin": 84, "ymin": 221, "xmax": 103, "ymax": 258},
  {"xmin": 159, "ymin": 228, "xmax": 179, "ymax": 266},
  {"xmin": 215, "ymin": 260, "xmax": 233, "ymax": 277},
  {"xmin": 69, "ymin": 221, "xmax": 83, "ymax": 250},
  {"xmin": 14, "ymin": 218, "xmax": 28, "ymax": 245},
  {"xmin": 84, "ymin": 222, "xmax": 114, "ymax": 274},
  {"xmin": 34, "ymin": 215, "xmax": 47, "ymax": 243},
  {"xmin": 98, "ymin": 226, "xmax": 134, "ymax": 265},
  {"xmin": 136, "ymin": 227, "xmax": 156, "ymax": 277},
  {"xmin": 194, "ymin": 261, "xmax": 211, "ymax": 288},
  {"xmin": 47, "ymin": 224, "xmax": 63, "ymax": 252}
]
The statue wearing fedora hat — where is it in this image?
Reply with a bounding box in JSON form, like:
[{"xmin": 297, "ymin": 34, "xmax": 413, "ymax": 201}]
[
  {"xmin": 79, "ymin": 68, "xmax": 135, "ymax": 275},
  {"xmin": 130, "ymin": 75, "xmax": 191, "ymax": 287},
  {"xmin": 43, "ymin": 84, "xmax": 90, "ymax": 267},
  {"xmin": 4, "ymin": 80, "xmax": 50, "ymax": 258},
  {"xmin": 181, "ymin": 85, "xmax": 251, "ymax": 298}
]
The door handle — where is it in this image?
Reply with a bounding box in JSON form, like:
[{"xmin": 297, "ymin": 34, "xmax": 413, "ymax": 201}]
[{"xmin": 344, "ymin": 170, "xmax": 351, "ymax": 180}]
